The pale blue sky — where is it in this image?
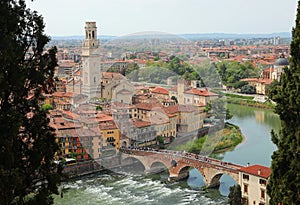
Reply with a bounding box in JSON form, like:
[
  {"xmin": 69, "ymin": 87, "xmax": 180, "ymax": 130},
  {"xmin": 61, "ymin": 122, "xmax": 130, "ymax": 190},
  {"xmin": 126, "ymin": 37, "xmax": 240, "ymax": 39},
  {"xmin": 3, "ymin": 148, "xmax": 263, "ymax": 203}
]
[{"xmin": 26, "ymin": 0, "xmax": 298, "ymax": 36}]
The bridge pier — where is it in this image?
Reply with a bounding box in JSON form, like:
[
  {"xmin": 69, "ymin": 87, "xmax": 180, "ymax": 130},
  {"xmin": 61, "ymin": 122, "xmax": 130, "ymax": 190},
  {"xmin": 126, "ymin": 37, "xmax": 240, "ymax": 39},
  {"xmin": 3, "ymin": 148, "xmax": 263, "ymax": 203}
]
[
  {"xmin": 168, "ymin": 169, "xmax": 189, "ymax": 182},
  {"xmin": 206, "ymin": 181, "xmax": 221, "ymax": 188}
]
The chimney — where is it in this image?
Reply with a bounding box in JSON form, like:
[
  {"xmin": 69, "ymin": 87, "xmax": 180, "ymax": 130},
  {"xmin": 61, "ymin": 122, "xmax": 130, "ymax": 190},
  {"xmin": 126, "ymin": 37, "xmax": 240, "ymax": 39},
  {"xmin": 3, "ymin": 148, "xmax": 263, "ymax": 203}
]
[
  {"xmin": 247, "ymin": 162, "xmax": 250, "ymax": 167},
  {"xmin": 258, "ymin": 168, "xmax": 261, "ymax": 175}
]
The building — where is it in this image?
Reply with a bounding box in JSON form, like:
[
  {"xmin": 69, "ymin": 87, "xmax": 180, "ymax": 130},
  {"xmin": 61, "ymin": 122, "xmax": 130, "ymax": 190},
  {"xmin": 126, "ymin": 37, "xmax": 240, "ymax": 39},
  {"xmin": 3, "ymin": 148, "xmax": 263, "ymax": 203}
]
[
  {"xmin": 49, "ymin": 110, "xmax": 102, "ymax": 161},
  {"xmin": 131, "ymin": 119, "xmax": 157, "ymax": 147},
  {"xmin": 240, "ymin": 78, "xmax": 272, "ymax": 95},
  {"xmin": 272, "ymin": 54, "xmax": 289, "ymax": 81},
  {"xmin": 239, "ymin": 164, "xmax": 271, "ymax": 205},
  {"xmin": 98, "ymin": 113, "xmax": 120, "ymax": 154},
  {"xmin": 149, "ymin": 107, "xmax": 177, "ymax": 140},
  {"xmin": 172, "ymin": 80, "xmax": 218, "ymax": 106},
  {"xmin": 81, "ymin": 22, "xmax": 101, "ymax": 98}
]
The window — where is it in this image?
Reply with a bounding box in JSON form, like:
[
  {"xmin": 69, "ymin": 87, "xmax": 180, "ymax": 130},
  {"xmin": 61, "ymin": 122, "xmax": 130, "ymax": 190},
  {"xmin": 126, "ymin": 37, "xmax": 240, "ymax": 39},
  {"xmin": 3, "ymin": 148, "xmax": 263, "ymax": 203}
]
[
  {"xmin": 260, "ymin": 189, "xmax": 265, "ymax": 199},
  {"xmin": 243, "ymin": 174, "xmax": 249, "ymax": 180},
  {"xmin": 244, "ymin": 184, "xmax": 248, "ymax": 194},
  {"xmin": 259, "ymin": 179, "xmax": 267, "ymax": 186}
]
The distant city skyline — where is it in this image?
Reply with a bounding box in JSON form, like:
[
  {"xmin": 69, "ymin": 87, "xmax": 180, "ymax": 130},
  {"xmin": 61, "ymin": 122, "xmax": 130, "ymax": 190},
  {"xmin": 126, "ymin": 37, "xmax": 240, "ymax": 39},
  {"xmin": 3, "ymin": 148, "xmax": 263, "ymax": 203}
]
[{"xmin": 26, "ymin": 0, "xmax": 297, "ymax": 37}]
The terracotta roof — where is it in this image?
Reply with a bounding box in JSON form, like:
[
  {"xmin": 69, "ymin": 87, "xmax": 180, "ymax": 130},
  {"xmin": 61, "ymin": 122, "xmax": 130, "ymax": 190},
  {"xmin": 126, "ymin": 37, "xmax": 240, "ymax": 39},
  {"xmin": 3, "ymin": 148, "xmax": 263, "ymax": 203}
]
[
  {"xmin": 53, "ymin": 92, "xmax": 75, "ymax": 98},
  {"xmin": 152, "ymin": 87, "xmax": 169, "ymax": 95},
  {"xmin": 132, "ymin": 119, "xmax": 151, "ymax": 128},
  {"xmin": 134, "ymin": 59, "xmax": 147, "ymax": 64},
  {"xmin": 99, "ymin": 121, "xmax": 118, "ymax": 130},
  {"xmin": 163, "ymin": 105, "xmax": 179, "ymax": 114},
  {"xmin": 50, "ymin": 117, "xmax": 81, "ymax": 130},
  {"xmin": 239, "ymin": 164, "xmax": 271, "ymax": 179},
  {"xmin": 62, "ymin": 110, "xmax": 81, "ymax": 120},
  {"xmin": 97, "ymin": 113, "xmax": 113, "ymax": 122},
  {"xmin": 185, "ymin": 88, "xmax": 218, "ymax": 97}
]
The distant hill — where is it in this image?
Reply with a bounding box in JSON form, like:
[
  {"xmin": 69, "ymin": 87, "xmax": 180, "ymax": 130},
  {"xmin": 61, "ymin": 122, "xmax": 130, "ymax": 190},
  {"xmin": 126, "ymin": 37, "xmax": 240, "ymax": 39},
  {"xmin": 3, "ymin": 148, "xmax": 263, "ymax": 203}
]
[
  {"xmin": 180, "ymin": 32, "xmax": 291, "ymax": 40},
  {"xmin": 50, "ymin": 32, "xmax": 291, "ymax": 41}
]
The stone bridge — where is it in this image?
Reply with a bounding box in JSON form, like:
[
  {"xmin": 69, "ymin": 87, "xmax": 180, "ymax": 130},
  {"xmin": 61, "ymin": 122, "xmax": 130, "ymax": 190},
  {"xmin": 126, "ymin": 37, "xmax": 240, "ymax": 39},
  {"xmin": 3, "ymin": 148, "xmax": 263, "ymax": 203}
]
[{"xmin": 120, "ymin": 148, "xmax": 243, "ymax": 188}]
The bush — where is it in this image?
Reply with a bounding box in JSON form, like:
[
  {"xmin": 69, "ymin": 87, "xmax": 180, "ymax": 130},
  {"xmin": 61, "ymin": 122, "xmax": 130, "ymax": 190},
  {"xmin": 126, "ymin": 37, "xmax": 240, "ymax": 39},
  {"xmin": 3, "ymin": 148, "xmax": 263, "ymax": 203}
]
[{"xmin": 240, "ymin": 85, "xmax": 256, "ymax": 94}]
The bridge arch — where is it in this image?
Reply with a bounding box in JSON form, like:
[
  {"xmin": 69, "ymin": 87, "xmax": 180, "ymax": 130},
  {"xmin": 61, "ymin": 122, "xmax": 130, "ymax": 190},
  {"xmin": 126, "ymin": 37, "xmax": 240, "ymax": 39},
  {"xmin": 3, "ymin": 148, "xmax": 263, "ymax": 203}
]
[
  {"xmin": 150, "ymin": 161, "xmax": 169, "ymax": 171},
  {"xmin": 121, "ymin": 156, "xmax": 146, "ymax": 174},
  {"xmin": 187, "ymin": 167, "xmax": 206, "ymax": 190},
  {"xmin": 175, "ymin": 165, "xmax": 206, "ymax": 182},
  {"xmin": 208, "ymin": 171, "xmax": 239, "ymax": 189}
]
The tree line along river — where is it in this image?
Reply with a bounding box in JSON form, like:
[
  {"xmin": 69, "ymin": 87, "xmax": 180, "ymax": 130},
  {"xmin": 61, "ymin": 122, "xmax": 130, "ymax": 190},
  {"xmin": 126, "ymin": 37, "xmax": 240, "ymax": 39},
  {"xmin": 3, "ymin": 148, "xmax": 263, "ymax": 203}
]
[{"xmin": 54, "ymin": 104, "xmax": 280, "ymax": 205}]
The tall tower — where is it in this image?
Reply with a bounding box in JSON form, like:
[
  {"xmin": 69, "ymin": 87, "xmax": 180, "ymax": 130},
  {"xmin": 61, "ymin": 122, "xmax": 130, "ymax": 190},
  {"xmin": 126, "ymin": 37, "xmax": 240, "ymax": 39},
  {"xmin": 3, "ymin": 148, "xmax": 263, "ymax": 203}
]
[{"xmin": 81, "ymin": 22, "xmax": 101, "ymax": 99}]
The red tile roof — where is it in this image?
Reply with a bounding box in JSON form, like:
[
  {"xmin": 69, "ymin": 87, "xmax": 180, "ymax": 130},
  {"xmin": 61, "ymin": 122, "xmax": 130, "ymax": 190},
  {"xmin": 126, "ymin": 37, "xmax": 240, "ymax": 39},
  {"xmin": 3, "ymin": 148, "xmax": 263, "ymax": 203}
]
[
  {"xmin": 152, "ymin": 87, "xmax": 169, "ymax": 95},
  {"xmin": 132, "ymin": 119, "xmax": 152, "ymax": 128},
  {"xmin": 99, "ymin": 121, "xmax": 118, "ymax": 130},
  {"xmin": 97, "ymin": 113, "xmax": 113, "ymax": 122},
  {"xmin": 185, "ymin": 88, "xmax": 218, "ymax": 97},
  {"xmin": 163, "ymin": 105, "xmax": 179, "ymax": 115},
  {"xmin": 239, "ymin": 164, "xmax": 271, "ymax": 179}
]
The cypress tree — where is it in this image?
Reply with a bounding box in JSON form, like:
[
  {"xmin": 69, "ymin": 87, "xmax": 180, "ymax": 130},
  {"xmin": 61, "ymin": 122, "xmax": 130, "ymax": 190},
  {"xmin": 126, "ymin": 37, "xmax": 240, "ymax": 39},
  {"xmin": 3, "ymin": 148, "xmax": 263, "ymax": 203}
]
[
  {"xmin": 0, "ymin": 0, "xmax": 62, "ymax": 204},
  {"xmin": 228, "ymin": 184, "xmax": 242, "ymax": 205},
  {"xmin": 267, "ymin": 1, "xmax": 300, "ymax": 204}
]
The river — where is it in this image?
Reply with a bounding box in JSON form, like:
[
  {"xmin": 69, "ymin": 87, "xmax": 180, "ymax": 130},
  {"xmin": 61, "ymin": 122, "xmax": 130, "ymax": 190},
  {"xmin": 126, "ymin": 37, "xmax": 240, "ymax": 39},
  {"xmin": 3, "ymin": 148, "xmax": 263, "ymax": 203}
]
[{"xmin": 54, "ymin": 104, "xmax": 280, "ymax": 205}]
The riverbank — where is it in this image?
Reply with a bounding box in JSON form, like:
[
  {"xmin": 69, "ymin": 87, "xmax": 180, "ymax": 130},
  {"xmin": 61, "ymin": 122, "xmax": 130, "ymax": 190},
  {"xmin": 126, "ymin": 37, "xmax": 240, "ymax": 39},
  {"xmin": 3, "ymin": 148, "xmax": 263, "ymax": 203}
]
[
  {"xmin": 226, "ymin": 97, "xmax": 275, "ymax": 110},
  {"xmin": 174, "ymin": 122, "xmax": 244, "ymax": 155},
  {"xmin": 211, "ymin": 91, "xmax": 276, "ymax": 110}
]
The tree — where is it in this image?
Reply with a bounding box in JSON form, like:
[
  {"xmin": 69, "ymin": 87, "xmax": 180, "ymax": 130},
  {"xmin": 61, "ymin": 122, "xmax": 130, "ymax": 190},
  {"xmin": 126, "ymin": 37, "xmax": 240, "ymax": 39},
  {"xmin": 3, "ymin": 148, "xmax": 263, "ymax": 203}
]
[
  {"xmin": 0, "ymin": 1, "xmax": 62, "ymax": 204},
  {"xmin": 240, "ymin": 85, "xmax": 256, "ymax": 94},
  {"xmin": 267, "ymin": 1, "xmax": 300, "ymax": 204},
  {"xmin": 209, "ymin": 98, "xmax": 231, "ymax": 121},
  {"xmin": 42, "ymin": 104, "xmax": 54, "ymax": 112},
  {"xmin": 171, "ymin": 96, "xmax": 178, "ymax": 103},
  {"xmin": 95, "ymin": 105, "xmax": 102, "ymax": 111},
  {"xmin": 228, "ymin": 184, "xmax": 242, "ymax": 205}
]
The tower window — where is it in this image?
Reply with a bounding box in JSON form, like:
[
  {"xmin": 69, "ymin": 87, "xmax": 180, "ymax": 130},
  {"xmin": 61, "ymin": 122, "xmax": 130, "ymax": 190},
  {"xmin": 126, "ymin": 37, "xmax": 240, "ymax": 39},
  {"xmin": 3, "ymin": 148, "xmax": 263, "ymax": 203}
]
[
  {"xmin": 92, "ymin": 31, "xmax": 95, "ymax": 39},
  {"xmin": 94, "ymin": 76, "xmax": 96, "ymax": 83}
]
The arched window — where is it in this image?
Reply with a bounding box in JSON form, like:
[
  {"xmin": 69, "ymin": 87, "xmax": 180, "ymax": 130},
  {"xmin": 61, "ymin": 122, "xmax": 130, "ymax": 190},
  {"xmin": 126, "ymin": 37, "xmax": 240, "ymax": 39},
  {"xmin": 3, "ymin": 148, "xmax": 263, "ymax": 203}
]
[
  {"xmin": 94, "ymin": 76, "xmax": 96, "ymax": 83},
  {"xmin": 92, "ymin": 31, "xmax": 95, "ymax": 39}
]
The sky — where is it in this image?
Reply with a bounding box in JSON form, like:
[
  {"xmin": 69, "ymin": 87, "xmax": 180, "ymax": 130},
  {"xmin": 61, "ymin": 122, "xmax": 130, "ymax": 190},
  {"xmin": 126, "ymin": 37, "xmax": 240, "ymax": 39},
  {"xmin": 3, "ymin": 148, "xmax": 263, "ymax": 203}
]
[{"xmin": 26, "ymin": 0, "xmax": 298, "ymax": 37}]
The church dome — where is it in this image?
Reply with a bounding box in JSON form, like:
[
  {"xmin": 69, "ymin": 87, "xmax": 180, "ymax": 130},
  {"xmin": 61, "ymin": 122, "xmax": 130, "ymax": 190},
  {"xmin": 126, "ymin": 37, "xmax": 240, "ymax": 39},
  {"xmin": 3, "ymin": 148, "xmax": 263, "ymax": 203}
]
[{"xmin": 274, "ymin": 56, "xmax": 289, "ymax": 66}]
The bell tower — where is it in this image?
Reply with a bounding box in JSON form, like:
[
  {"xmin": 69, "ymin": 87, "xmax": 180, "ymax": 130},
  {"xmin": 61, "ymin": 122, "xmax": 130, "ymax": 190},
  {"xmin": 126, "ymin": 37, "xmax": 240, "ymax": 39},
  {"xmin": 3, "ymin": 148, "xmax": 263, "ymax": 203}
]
[{"xmin": 81, "ymin": 22, "xmax": 101, "ymax": 99}]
